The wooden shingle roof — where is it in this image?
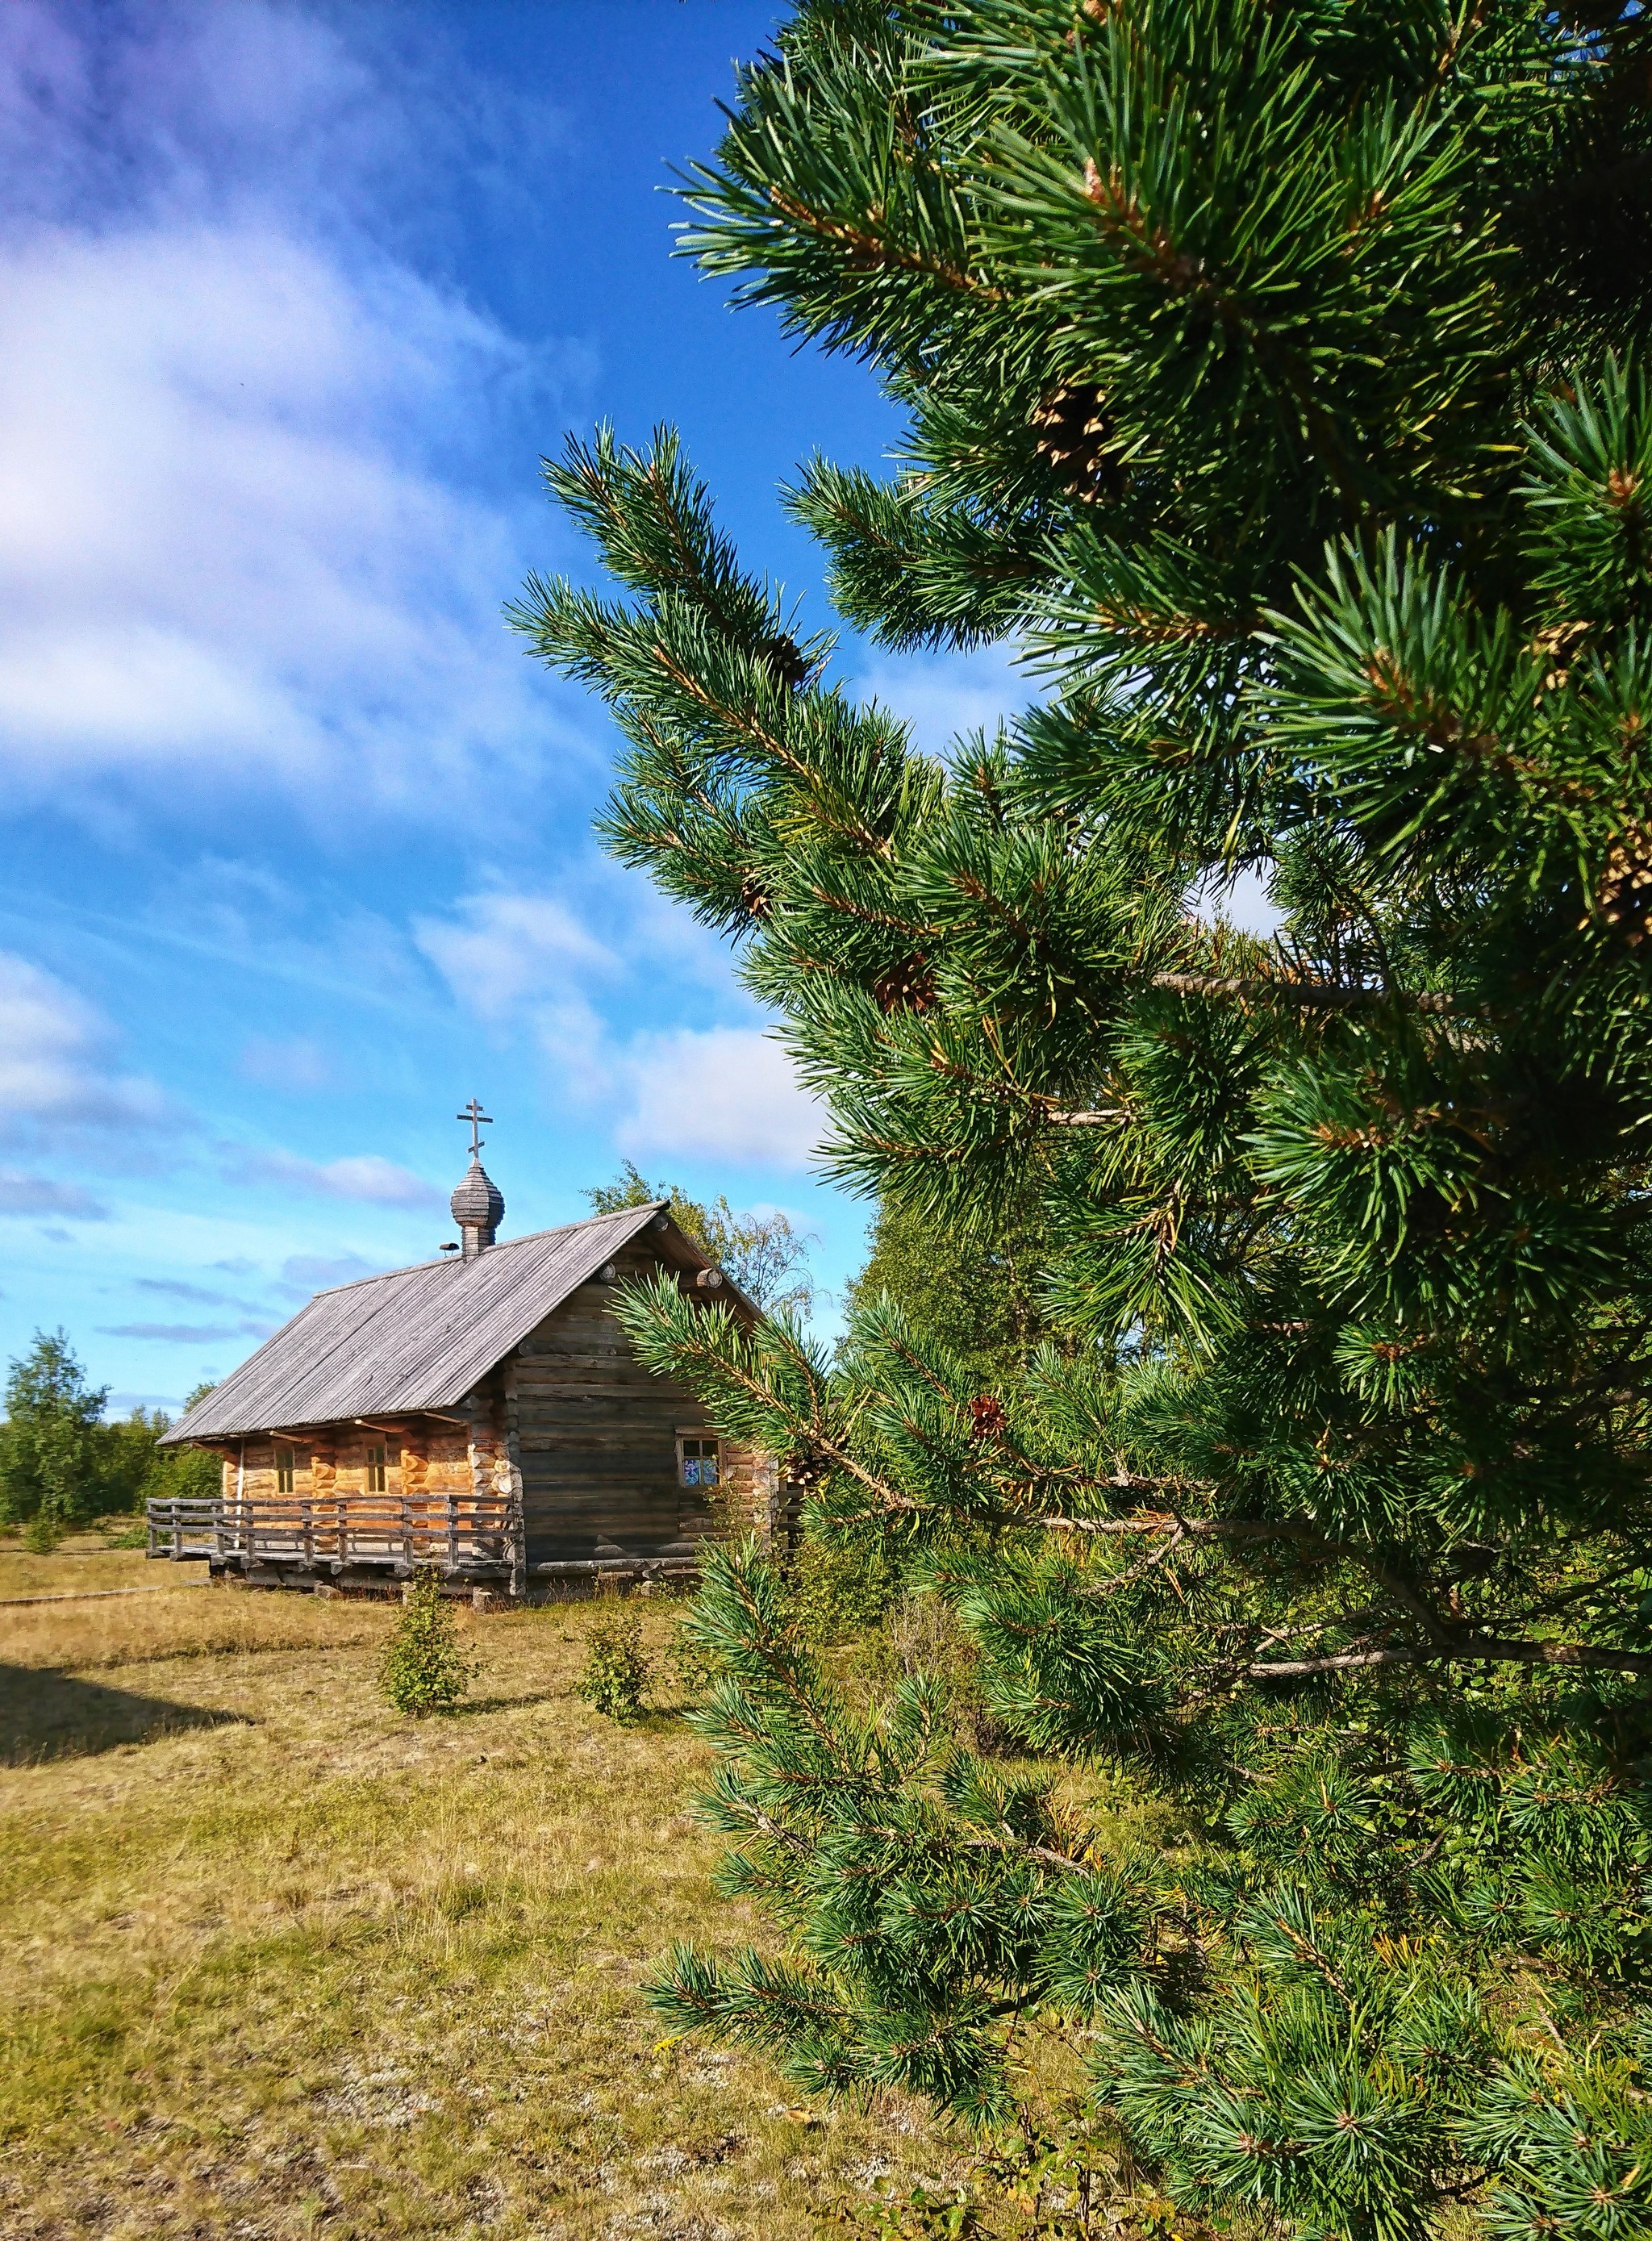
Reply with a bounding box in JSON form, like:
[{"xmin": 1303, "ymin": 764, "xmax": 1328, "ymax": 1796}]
[{"xmin": 161, "ymin": 1202, "xmax": 699, "ymax": 1443}]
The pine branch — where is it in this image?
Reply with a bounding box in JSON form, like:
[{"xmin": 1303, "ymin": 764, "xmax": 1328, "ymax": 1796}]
[{"xmin": 1149, "ymin": 970, "xmax": 1475, "ymax": 1016}]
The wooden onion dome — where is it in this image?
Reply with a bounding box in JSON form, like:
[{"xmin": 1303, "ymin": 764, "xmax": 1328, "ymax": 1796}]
[{"xmin": 451, "ymin": 1158, "xmax": 504, "ymax": 1256}]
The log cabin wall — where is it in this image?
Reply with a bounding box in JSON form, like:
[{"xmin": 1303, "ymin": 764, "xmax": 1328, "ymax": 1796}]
[
  {"xmin": 222, "ymin": 1424, "xmax": 475, "ymax": 1502},
  {"xmin": 507, "ymin": 1234, "xmax": 770, "ymax": 1563}
]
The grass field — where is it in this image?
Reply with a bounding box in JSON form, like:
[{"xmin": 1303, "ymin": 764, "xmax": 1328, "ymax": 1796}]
[{"xmin": 0, "ymin": 1533, "xmax": 964, "ymax": 2240}]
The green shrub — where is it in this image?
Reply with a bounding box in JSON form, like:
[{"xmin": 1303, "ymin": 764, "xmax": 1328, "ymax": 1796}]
[
  {"xmin": 853, "ymin": 1589, "xmax": 1018, "ymax": 1756},
  {"xmin": 101, "ymin": 1517, "xmax": 148, "ymax": 1550},
  {"xmin": 377, "ymin": 1571, "xmax": 478, "ymax": 1717},
  {"xmin": 788, "ymin": 1534, "xmax": 897, "ymax": 1648},
  {"xmin": 576, "ymin": 1602, "xmax": 651, "ymax": 1720},
  {"xmin": 21, "ymin": 1513, "xmax": 63, "ymax": 1555},
  {"xmin": 661, "ymin": 1599, "xmax": 720, "ymax": 1704}
]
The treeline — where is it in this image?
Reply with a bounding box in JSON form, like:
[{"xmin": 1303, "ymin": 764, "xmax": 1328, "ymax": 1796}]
[{"xmin": 0, "ymin": 1330, "xmax": 218, "ymax": 1535}]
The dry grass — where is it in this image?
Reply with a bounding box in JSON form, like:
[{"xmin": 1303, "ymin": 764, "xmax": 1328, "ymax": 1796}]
[
  {"xmin": 0, "ymin": 1532, "xmax": 174, "ymax": 1602},
  {"xmin": 0, "ymin": 1541, "xmax": 963, "ymax": 2239}
]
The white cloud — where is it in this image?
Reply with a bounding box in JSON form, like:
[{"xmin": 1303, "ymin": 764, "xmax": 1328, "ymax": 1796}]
[
  {"xmin": 415, "ymin": 887, "xmax": 824, "ymax": 1155},
  {"xmin": 221, "ymin": 1146, "xmax": 440, "ymax": 1209},
  {"xmin": 0, "ymin": 219, "xmax": 579, "ymax": 810},
  {"xmin": 414, "ymin": 891, "xmax": 616, "ymax": 1020},
  {"xmin": 0, "ymin": 4, "xmax": 592, "ymax": 821},
  {"xmin": 617, "ymin": 1028, "xmax": 824, "ymax": 1170},
  {"xmin": 1191, "ymin": 866, "xmax": 1283, "ymax": 940},
  {"xmin": 857, "ymin": 645, "xmax": 1031, "ymax": 760},
  {"xmin": 0, "ymin": 951, "xmax": 168, "ymax": 1142}
]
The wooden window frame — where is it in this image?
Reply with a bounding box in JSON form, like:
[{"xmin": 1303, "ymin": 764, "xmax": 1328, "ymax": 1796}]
[
  {"xmin": 275, "ymin": 1443, "xmax": 297, "ymax": 1497},
  {"xmin": 677, "ymin": 1431, "xmax": 722, "ymax": 1490},
  {"xmin": 365, "ymin": 1442, "xmax": 388, "ymax": 1494}
]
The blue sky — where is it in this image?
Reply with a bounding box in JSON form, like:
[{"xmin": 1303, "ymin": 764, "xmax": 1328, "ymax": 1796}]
[{"xmin": 0, "ymin": 0, "xmax": 1033, "ymax": 1412}]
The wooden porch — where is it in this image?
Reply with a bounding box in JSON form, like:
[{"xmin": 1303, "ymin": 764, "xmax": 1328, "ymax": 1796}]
[
  {"xmin": 144, "ymin": 1493, "xmax": 705, "ymax": 1595},
  {"xmin": 147, "ymin": 1491, "xmax": 522, "ymax": 1586}
]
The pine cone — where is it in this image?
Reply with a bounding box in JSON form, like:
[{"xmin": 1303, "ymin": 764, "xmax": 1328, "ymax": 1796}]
[
  {"xmin": 969, "ymin": 1394, "xmax": 1008, "ymax": 1441},
  {"xmin": 739, "ymin": 867, "xmax": 774, "ymax": 922},
  {"xmin": 1599, "ymin": 825, "xmax": 1652, "ymax": 945},
  {"xmin": 780, "ymin": 1450, "xmax": 826, "ymax": 1494},
  {"xmin": 1031, "ymin": 385, "xmax": 1125, "ymax": 504},
  {"xmin": 757, "ymin": 631, "xmax": 812, "ymax": 694},
  {"xmin": 872, "ymin": 951, "xmax": 937, "ymax": 1014}
]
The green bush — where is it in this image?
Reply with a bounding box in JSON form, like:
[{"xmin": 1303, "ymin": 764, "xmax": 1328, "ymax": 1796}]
[
  {"xmin": 661, "ymin": 1600, "xmax": 719, "ymax": 1704},
  {"xmin": 788, "ymin": 1534, "xmax": 897, "ymax": 1648},
  {"xmin": 377, "ymin": 1571, "xmax": 478, "ymax": 1717},
  {"xmin": 575, "ymin": 1602, "xmax": 651, "ymax": 1721},
  {"xmin": 20, "ymin": 1513, "xmax": 63, "ymax": 1555}
]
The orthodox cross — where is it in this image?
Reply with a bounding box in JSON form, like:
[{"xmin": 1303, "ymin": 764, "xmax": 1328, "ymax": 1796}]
[{"xmin": 458, "ymin": 1098, "xmax": 493, "ymax": 1158}]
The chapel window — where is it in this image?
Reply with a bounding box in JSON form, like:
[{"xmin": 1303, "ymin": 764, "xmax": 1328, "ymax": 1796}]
[
  {"xmin": 679, "ymin": 1435, "xmax": 720, "ymax": 1489},
  {"xmin": 275, "ymin": 1446, "xmax": 296, "ymax": 1496},
  {"xmin": 365, "ymin": 1442, "xmax": 388, "ymax": 1493}
]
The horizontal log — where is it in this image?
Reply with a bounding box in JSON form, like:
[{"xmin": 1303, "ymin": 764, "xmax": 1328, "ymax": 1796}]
[
  {"xmin": 529, "ymin": 1559, "xmax": 701, "ymax": 1577},
  {"xmin": 518, "ymin": 1422, "xmax": 680, "ymax": 1438},
  {"xmin": 519, "ymin": 1454, "xmax": 678, "ymax": 1474},
  {"xmin": 512, "ymin": 1389, "xmax": 686, "ymax": 1411},
  {"xmin": 511, "ymin": 1367, "xmax": 674, "ymax": 1390},
  {"xmin": 524, "ymin": 1515, "xmax": 683, "ymax": 1541}
]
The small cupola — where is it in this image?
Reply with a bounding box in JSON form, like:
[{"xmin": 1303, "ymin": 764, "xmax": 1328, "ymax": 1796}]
[{"xmin": 450, "ymin": 1099, "xmax": 503, "ymax": 1258}]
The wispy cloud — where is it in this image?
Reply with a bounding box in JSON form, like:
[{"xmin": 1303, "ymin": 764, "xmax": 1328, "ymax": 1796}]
[
  {"xmin": 279, "ymin": 1250, "xmax": 379, "ymax": 1293},
  {"xmin": 0, "ymin": 951, "xmax": 169, "ymax": 1147},
  {"xmin": 414, "ymin": 890, "xmax": 616, "ymax": 1019},
  {"xmin": 0, "ymin": 1167, "xmax": 109, "ymax": 1219},
  {"xmin": 219, "ymin": 1146, "xmax": 441, "ymax": 1208},
  {"xmin": 99, "ymin": 1319, "xmax": 274, "ymax": 1345},
  {"xmin": 238, "ymin": 1035, "xmax": 333, "ymax": 1092},
  {"xmin": 855, "ymin": 644, "xmax": 1030, "ymax": 760},
  {"xmin": 135, "ymin": 1276, "xmax": 255, "ymax": 1310},
  {"xmin": 415, "ymin": 883, "xmax": 645, "ymax": 1106}
]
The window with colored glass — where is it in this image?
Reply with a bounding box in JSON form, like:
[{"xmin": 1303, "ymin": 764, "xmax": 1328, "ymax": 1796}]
[{"xmin": 679, "ymin": 1436, "xmax": 720, "ymax": 1488}]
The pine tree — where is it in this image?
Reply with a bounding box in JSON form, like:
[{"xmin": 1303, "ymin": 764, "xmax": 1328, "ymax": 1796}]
[
  {"xmin": 512, "ymin": 5, "xmax": 1652, "ymax": 2230},
  {"xmin": 845, "ymin": 1192, "xmax": 1053, "ymax": 1388}
]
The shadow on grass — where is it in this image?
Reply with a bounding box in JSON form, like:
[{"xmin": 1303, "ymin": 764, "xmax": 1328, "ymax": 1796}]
[
  {"xmin": 445, "ymin": 1691, "xmax": 563, "ymax": 1718},
  {"xmin": 0, "ymin": 1664, "xmax": 244, "ymax": 1766}
]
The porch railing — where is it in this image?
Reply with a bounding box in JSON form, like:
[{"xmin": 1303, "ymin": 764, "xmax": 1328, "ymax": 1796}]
[{"xmin": 146, "ymin": 1493, "xmax": 519, "ymax": 1576}]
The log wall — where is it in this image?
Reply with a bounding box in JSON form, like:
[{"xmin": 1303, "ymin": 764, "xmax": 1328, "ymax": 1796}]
[
  {"xmin": 216, "ymin": 1425, "xmax": 475, "ymax": 1503},
  {"xmin": 507, "ymin": 1237, "xmax": 769, "ymax": 1562}
]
